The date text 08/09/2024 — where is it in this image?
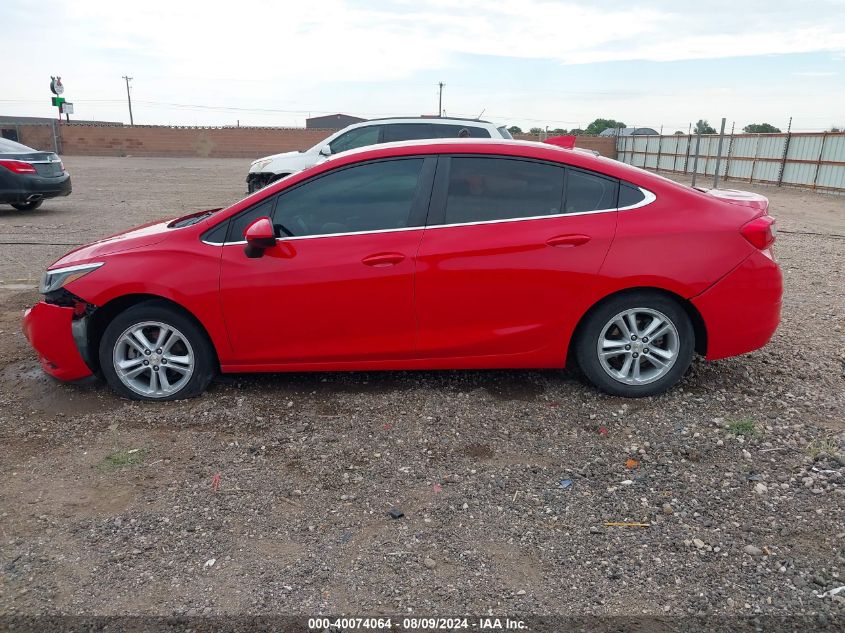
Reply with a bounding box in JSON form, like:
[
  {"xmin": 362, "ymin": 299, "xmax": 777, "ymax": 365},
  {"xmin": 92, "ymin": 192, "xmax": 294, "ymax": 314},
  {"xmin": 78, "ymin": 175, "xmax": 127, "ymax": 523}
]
[{"xmin": 308, "ymin": 617, "xmax": 528, "ymax": 630}]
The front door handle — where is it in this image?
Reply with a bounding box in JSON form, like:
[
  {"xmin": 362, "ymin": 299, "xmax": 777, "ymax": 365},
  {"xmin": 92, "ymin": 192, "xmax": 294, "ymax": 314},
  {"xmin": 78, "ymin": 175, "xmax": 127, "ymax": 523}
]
[
  {"xmin": 546, "ymin": 234, "xmax": 591, "ymax": 248},
  {"xmin": 362, "ymin": 252, "xmax": 405, "ymax": 267}
]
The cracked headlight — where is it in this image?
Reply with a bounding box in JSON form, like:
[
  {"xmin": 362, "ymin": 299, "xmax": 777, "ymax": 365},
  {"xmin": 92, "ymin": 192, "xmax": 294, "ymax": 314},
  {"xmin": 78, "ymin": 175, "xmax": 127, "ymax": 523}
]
[{"xmin": 40, "ymin": 262, "xmax": 104, "ymax": 294}]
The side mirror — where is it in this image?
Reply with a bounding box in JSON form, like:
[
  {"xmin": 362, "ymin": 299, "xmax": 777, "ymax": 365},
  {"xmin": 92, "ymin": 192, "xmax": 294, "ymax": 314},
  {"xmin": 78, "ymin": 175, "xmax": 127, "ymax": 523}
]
[
  {"xmin": 243, "ymin": 217, "xmax": 275, "ymax": 258},
  {"xmin": 319, "ymin": 144, "xmax": 332, "ymax": 157}
]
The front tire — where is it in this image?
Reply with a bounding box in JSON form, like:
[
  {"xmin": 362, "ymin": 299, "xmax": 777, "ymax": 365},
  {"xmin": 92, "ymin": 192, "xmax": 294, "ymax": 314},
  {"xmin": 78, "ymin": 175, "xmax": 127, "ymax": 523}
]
[
  {"xmin": 11, "ymin": 200, "xmax": 43, "ymax": 211},
  {"xmin": 99, "ymin": 301, "xmax": 215, "ymax": 401},
  {"xmin": 574, "ymin": 291, "xmax": 694, "ymax": 397}
]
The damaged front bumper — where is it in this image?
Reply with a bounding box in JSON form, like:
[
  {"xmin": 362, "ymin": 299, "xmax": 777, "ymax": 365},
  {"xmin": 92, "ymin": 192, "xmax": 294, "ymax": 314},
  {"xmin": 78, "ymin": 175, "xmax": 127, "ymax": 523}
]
[{"xmin": 22, "ymin": 298, "xmax": 96, "ymax": 382}]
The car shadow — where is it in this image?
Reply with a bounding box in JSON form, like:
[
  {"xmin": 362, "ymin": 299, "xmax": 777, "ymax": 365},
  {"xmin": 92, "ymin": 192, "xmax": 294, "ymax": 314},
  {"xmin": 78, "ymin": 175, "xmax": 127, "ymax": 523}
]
[{"xmin": 211, "ymin": 368, "xmax": 576, "ymax": 402}]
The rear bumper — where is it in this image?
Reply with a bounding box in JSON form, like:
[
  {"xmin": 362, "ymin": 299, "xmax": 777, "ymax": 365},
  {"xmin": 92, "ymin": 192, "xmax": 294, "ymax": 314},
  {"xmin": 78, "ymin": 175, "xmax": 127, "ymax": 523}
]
[
  {"xmin": 22, "ymin": 302, "xmax": 94, "ymax": 381},
  {"xmin": 692, "ymin": 249, "xmax": 782, "ymax": 360},
  {"xmin": 0, "ymin": 173, "xmax": 72, "ymax": 204}
]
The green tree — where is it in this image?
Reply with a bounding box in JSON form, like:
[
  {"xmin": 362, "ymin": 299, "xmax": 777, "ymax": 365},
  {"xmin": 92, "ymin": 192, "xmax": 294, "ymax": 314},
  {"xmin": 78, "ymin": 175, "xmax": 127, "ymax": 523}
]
[
  {"xmin": 507, "ymin": 125, "xmax": 522, "ymax": 135},
  {"xmin": 569, "ymin": 128, "xmax": 585, "ymax": 136},
  {"xmin": 528, "ymin": 127, "xmax": 544, "ymax": 135},
  {"xmin": 585, "ymin": 118, "xmax": 625, "ymax": 135},
  {"xmin": 673, "ymin": 130, "xmax": 685, "ymax": 135},
  {"xmin": 694, "ymin": 119, "xmax": 717, "ymax": 134},
  {"xmin": 743, "ymin": 123, "xmax": 781, "ymax": 133},
  {"xmin": 550, "ymin": 128, "xmax": 568, "ymax": 135}
]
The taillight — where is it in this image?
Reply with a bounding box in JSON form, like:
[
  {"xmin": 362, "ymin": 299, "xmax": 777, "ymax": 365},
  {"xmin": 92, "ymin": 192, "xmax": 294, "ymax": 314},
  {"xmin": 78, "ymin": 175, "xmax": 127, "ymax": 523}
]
[
  {"xmin": 0, "ymin": 159, "xmax": 37, "ymax": 174},
  {"xmin": 741, "ymin": 215, "xmax": 776, "ymax": 250}
]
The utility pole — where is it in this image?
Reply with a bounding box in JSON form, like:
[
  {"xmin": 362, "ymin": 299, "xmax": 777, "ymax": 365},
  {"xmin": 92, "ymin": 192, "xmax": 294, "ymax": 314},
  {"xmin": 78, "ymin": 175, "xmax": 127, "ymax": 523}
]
[
  {"xmin": 438, "ymin": 82, "xmax": 444, "ymax": 117},
  {"xmin": 122, "ymin": 75, "xmax": 134, "ymax": 126}
]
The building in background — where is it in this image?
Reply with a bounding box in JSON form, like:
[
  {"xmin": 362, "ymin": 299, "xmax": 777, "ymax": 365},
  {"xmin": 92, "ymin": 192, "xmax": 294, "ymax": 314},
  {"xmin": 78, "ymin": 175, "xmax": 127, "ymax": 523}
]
[{"xmin": 305, "ymin": 113, "xmax": 366, "ymax": 129}]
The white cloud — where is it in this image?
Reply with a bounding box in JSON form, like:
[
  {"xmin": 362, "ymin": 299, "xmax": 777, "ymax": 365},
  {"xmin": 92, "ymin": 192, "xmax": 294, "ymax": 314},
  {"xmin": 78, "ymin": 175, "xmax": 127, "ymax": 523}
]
[{"xmin": 2, "ymin": 0, "xmax": 844, "ymax": 127}]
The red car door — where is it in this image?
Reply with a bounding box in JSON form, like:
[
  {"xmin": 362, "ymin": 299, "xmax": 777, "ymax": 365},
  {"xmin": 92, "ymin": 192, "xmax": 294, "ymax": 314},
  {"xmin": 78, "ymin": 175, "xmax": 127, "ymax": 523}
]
[
  {"xmin": 414, "ymin": 156, "xmax": 619, "ymax": 367},
  {"xmin": 218, "ymin": 157, "xmax": 435, "ymax": 367}
]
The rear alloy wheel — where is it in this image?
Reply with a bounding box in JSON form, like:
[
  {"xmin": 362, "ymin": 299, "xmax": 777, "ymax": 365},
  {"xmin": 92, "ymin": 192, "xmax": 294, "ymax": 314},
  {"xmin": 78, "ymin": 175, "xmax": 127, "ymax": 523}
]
[
  {"xmin": 575, "ymin": 292, "xmax": 694, "ymax": 397},
  {"xmin": 11, "ymin": 199, "xmax": 43, "ymax": 211},
  {"xmin": 99, "ymin": 302, "xmax": 215, "ymax": 401}
]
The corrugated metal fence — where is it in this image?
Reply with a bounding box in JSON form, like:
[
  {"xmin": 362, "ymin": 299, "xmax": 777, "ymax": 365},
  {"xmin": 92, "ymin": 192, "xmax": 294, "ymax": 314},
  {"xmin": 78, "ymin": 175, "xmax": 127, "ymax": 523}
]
[{"xmin": 616, "ymin": 132, "xmax": 845, "ymax": 193}]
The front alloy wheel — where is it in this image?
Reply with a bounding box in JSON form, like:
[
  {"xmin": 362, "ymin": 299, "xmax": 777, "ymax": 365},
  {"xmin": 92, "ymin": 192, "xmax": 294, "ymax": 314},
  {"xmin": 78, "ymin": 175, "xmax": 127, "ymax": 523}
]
[
  {"xmin": 575, "ymin": 292, "xmax": 694, "ymax": 397},
  {"xmin": 99, "ymin": 301, "xmax": 215, "ymax": 401},
  {"xmin": 113, "ymin": 321, "xmax": 195, "ymax": 397}
]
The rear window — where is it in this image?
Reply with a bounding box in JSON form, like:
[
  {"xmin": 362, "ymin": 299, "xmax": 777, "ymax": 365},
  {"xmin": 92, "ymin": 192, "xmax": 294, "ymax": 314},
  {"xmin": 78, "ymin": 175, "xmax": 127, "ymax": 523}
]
[
  {"xmin": 497, "ymin": 126, "xmax": 513, "ymax": 139},
  {"xmin": 443, "ymin": 157, "xmax": 564, "ymax": 224},
  {"xmin": 0, "ymin": 137, "xmax": 36, "ymax": 153}
]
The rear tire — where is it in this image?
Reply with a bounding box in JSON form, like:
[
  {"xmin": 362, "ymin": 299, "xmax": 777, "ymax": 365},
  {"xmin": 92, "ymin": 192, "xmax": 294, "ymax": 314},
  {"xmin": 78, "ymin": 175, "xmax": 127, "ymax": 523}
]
[
  {"xmin": 99, "ymin": 301, "xmax": 215, "ymax": 401},
  {"xmin": 574, "ymin": 291, "xmax": 694, "ymax": 397},
  {"xmin": 11, "ymin": 200, "xmax": 43, "ymax": 211}
]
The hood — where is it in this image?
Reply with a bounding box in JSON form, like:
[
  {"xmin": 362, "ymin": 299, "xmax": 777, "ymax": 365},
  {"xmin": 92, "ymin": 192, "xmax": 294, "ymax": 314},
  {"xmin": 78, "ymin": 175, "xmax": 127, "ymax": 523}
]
[
  {"xmin": 251, "ymin": 150, "xmax": 302, "ymax": 165},
  {"xmin": 49, "ymin": 218, "xmax": 175, "ymax": 269}
]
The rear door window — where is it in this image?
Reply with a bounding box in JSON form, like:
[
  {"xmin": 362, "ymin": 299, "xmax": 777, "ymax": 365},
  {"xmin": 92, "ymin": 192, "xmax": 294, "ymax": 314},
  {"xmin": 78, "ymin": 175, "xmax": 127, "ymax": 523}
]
[
  {"xmin": 382, "ymin": 123, "xmax": 436, "ymax": 143},
  {"xmin": 431, "ymin": 124, "xmax": 491, "ymax": 138},
  {"xmin": 441, "ymin": 157, "xmax": 565, "ymax": 224},
  {"xmin": 563, "ymin": 168, "xmax": 618, "ymax": 213}
]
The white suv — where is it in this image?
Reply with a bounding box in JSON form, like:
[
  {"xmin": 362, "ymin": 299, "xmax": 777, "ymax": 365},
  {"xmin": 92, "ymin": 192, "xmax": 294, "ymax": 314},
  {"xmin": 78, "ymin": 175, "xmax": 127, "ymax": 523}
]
[{"xmin": 246, "ymin": 117, "xmax": 512, "ymax": 193}]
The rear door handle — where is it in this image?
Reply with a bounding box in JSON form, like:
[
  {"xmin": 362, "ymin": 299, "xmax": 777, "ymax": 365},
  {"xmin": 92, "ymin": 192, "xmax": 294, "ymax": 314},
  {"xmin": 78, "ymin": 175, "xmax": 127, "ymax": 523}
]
[
  {"xmin": 362, "ymin": 252, "xmax": 405, "ymax": 267},
  {"xmin": 546, "ymin": 234, "xmax": 591, "ymax": 248}
]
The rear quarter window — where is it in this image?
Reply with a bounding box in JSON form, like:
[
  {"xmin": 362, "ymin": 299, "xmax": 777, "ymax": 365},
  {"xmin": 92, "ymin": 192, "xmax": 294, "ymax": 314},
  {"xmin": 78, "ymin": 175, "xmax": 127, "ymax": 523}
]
[
  {"xmin": 564, "ymin": 168, "xmax": 618, "ymax": 213},
  {"xmin": 618, "ymin": 183, "xmax": 646, "ymax": 208}
]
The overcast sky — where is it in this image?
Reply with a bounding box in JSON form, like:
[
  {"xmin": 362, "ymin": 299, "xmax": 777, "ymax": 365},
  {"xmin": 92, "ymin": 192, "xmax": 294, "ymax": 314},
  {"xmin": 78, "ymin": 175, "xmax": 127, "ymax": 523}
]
[{"xmin": 1, "ymin": 0, "xmax": 844, "ymax": 131}]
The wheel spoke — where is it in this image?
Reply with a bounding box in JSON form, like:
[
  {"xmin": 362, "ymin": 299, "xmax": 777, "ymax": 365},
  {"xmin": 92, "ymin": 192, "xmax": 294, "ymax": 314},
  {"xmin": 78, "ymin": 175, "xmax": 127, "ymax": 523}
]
[
  {"xmin": 130, "ymin": 328, "xmax": 154, "ymax": 352},
  {"xmin": 618, "ymin": 355, "xmax": 633, "ymax": 379},
  {"xmin": 166, "ymin": 362, "xmax": 190, "ymax": 375},
  {"xmin": 641, "ymin": 316, "xmax": 664, "ymax": 338},
  {"xmin": 118, "ymin": 356, "xmax": 144, "ymax": 370},
  {"xmin": 614, "ymin": 317, "xmax": 632, "ymax": 340},
  {"xmin": 624, "ymin": 312, "xmax": 639, "ymax": 337},
  {"xmin": 159, "ymin": 370, "xmax": 172, "ymax": 393},
  {"xmin": 650, "ymin": 346, "xmax": 674, "ymax": 360},
  {"xmin": 148, "ymin": 368, "xmax": 159, "ymax": 393},
  {"xmin": 646, "ymin": 354, "xmax": 670, "ymax": 369},
  {"xmin": 649, "ymin": 323, "xmax": 671, "ymax": 341},
  {"xmin": 156, "ymin": 326, "xmax": 172, "ymax": 350},
  {"xmin": 164, "ymin": 354, "xmax": 191, "ymax": 367},
  {"xmin": 632, "ymin": 357, "xmax": 642, "ymax": 381},
  {"xmin": 124, "ymin": 365, "xmax": 148, "ymax": 379}
]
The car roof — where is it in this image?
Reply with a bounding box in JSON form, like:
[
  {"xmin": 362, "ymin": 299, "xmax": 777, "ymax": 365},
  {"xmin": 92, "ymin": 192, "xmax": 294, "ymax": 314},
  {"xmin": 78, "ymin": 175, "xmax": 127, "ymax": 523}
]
[
  {"xmin": 324, "ymin": 137, "xmax": 685, "ymax": 191},
  {"xmin": 363, "ymin": 116, "xmax": 495, "ymax": 125}
]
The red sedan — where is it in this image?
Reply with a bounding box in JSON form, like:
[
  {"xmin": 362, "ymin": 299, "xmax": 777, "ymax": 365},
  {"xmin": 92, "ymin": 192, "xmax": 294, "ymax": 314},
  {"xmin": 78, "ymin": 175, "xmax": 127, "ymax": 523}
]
[{"xmin": 23, "ymin": 139, "xmax": 782, "ymax": 401}]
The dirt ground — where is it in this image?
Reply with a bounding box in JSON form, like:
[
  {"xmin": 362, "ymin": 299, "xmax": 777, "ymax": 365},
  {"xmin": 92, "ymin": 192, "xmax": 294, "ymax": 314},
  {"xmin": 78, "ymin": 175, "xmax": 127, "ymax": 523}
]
[{"xmin": 0, "ymin": 157, "xmax": 843, "ymax": 619}]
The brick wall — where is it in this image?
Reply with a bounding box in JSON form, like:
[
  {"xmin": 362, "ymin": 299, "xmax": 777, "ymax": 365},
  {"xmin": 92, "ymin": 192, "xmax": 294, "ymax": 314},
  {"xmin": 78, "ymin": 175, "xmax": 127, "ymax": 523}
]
[
  {"xmin": 13, "ymin": 123, "xmax": 618, "ymax": 160},
  {"xmin": 56, "ymin": 125, "xmax": 335, "ymax": 158},
  {"xmin": 15, "ymin": 124, "xmax": 59, "ymax": 153}
]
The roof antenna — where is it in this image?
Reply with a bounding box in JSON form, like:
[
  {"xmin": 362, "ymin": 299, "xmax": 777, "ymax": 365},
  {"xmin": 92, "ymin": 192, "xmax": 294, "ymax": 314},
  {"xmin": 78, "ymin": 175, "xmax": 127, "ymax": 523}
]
[{"xmin": 476, "ymin": 108, "xmax": 486, "ymax": 120}]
